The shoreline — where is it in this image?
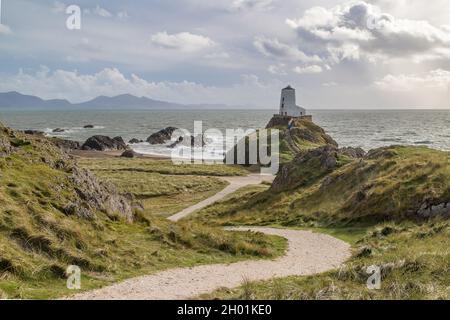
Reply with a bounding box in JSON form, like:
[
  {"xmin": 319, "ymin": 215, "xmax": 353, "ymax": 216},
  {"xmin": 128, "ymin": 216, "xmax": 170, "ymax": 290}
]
[{"xmin": 70, "ymin": 149, "xmax": 172, "ymax": 160}]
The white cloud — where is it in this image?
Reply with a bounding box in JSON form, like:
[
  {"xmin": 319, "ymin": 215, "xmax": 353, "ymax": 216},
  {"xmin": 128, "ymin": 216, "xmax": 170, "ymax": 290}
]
[
  {"xmin": 0, "ymin": 24, "xmax": 11, "ymax": 35},
  {"xmin": 117, "ymin": 11, "xmax": 129, "ymax": 20},
  {"xmin": 268, "ymin": 63, "xmax": 287, "ymax": 75},
  {"xmin": 322, "ymin": 81, "xmax": 338, "ymax": 87},
  {"xmin": 0, "ymin": 67, "xmax": 283, "ymax": 106},
  {"xmin": 286, "ymin": 1, "xmax": 450, "ymax": 64},
  {"xmin": 254, "ymin": 36, "xmax": 321, "ymax": 63},
  {"xmin": 375, "ymin": 69, "xmax": 450, "ymax": 92},
  {"xmin": 204, "ymin": 52, "xmax": 230, "ymax": 59},
  {"xmin": 54, "ymin": 3, "xmax": 118, "ymax": 19},
  {"xmin": 92, "ymin": 5, "xmax": 112, "ymax": 18},
  {"xmin": 150, "ymin": 32, "xmax": 216, "ymax": 52},
  {"xmin": 52, "ymin": 1, "xmax": 66, "ymax": 13},
  {"xmin": 293, "ymin": 65, "xmax": 323, "ymax": 74},
  {"xmin": 231, "ymin": 0, "xmax": 274, "ymax": 12}
]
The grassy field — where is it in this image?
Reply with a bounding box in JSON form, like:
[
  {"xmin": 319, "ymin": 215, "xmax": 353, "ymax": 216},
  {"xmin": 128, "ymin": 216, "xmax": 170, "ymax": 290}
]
[
  {"xmin": 0, "ymin": 125, "xmax": 286, "ymax": 299},
  {"xmin": 77, "ymin": 158, "xmax": 249, "ymax": 176},
  {"xmin": 79, "ymin": 158, "xmax": 232, "ymax": 217}
]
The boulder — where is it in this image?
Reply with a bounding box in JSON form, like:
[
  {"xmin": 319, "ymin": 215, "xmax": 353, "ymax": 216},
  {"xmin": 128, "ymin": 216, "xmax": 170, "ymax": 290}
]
[
  {"xmin": 50, "ymin": 138, "xmax": 80, "ymax": 151},
  {"xmin": 339, "ymin": 147, "xmax": 366, "ymax": 158},
  {"xmin": 23, "ymin": 130, "xmax": 45, "ymax": 136},
  {"xmin": 121, "ymin": 150, "xmax": 140, "ymax": 158},
  {"xmin": 52, "ymin": 128, "xmax": 65, "ymax": 133},
  {"xmin": 81, "ymin": 135, "xmax": 128, "ymax": 151},
  {"xmin": 168, "ymin": 134, "xmax": 208, "ymax": 148},
  {"xmin": 146, "ymin": 127, "xmax": 178, "ymax": 145},
  {"xmin": 129, "ymin": 138, "xmax": 143, "ymax": 144},
  {"xmin": 83, "ymin": 125, "xmax": 95, "ymax": 129},
  {"xmin": 417, "ymin": 201, "xmax": 450, "ymax": 218}
]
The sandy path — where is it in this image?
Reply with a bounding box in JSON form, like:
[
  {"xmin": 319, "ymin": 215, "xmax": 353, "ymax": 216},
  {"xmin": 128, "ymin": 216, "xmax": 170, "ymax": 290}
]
[
  {"xmin": 70, "ymin": 174, "xmax": 350, "ymax": 300},
  {"xmin": 168, "ymin": 174, "xmax": 274, "ymax": 222},
  {"xmin": 70, "ymin": 227, "xmax": 350, "ymax": 300}
]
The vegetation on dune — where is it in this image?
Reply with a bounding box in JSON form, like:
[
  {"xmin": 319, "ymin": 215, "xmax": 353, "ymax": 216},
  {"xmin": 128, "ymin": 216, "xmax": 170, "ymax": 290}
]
[{"xmin": 0, "ymin": 123, "xmax": 285, "ymax": 299}]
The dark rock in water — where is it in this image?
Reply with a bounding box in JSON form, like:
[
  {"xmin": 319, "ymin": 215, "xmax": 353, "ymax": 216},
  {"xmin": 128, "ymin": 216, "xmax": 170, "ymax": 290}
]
[
  {"xmin": 121, "ymin": 149, "xmax": 140, "ymax": 158},
  {"xmin": 66, "ymin": 167, "xmax": 134, "ymax": 222},
  {"xmin": 52, "ymin": 128, "xmax": 65, "ymax": 133},
  {"xmin": 168, "ymin": 134, "xmax": 208, "ymax": 148},
  {"xmin": 147, "ymin": 127, "xmax": 178, "ymax": 145},
  {"xmin": 51, "ymin": 138, "xmax": 80, "ymax": 151},
  {"xmin": 83, "ymin": 125, "xmax": 95, "ymax": 129},
  {"xmin": 112, "ymin": 136, "xmax": 126, "ymax": 148},
  {"xmin": 129, "ymin": 138, "xmax": 143, "ymax": 144},
  {"xmin": 81, "ymin": 135, "xmax": 128, "ymax": 151},
  {"xmin": 23, "ymin": 130, "xmax": 45, "ymax": 136},
  {"xmin": 168, "ymin": 136, "xmax": 183, "ymax": 148},
  {"xmin": 339, "ymin": 147, "xmax": 366, "ymax": 158}
]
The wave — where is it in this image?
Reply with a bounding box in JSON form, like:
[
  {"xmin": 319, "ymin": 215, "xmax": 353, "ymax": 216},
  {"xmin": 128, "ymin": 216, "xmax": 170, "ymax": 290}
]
[
  {"xmin": 44, "ymin": 126, "xmax": 106, "ymax": 136},
  {"xmin": 413, "ymin": 140, "xmax": 433, "ymax": 145}
]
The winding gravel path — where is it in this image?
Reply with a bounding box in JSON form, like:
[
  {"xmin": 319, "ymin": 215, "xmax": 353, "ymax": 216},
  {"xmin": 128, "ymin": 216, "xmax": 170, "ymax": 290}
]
[
  {"xmin": 168, "ymin": 174, "xmax": 274, "ymax": 222},
  {"xmin": 70, "ymin": 175, "xmax": 351, "ymax": 300}
]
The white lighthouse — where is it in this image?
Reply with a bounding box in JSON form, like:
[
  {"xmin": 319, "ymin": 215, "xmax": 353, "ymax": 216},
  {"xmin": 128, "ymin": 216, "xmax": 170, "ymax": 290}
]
[{"xmin": 279, "ymin": 85, "xmax": 306, "ymax": 117}]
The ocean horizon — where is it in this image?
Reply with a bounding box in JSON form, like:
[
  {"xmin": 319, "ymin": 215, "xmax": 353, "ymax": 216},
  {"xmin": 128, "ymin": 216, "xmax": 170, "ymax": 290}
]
[{"xmin": 1, "ymin": 109, "xmax": 449, "ymax": 159}]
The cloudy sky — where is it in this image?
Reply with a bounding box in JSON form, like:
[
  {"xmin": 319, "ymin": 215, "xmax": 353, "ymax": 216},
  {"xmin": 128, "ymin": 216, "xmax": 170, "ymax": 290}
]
[{"xmin": 0, "ymin": 0, "xmax": 449, "ymax": 108}]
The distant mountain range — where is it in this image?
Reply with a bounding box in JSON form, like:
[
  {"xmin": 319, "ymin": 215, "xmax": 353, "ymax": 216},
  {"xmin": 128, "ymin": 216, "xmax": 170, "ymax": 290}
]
[{"xmin": 0, "ymin": 91, "xmax": 238, "ymax": 110}]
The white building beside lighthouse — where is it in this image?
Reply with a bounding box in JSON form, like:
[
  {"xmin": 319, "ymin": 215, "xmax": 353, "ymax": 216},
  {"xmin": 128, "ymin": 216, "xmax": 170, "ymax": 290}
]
[{"xmin": 279, "ymin": 85, "xmax": 306, "ymax": 117}]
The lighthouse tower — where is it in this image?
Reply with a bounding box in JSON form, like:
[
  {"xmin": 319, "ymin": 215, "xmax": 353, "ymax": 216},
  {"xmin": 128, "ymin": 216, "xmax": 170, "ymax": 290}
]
[{"xmin": 279, "ymin": 85, "xmax": 306, "ymax": 117}]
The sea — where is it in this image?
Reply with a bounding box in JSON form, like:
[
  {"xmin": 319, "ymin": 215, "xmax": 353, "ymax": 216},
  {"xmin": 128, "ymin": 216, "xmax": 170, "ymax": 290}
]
[{"xmin": 0, "ymin": 109, "xmax": 449, "ymax": 160}]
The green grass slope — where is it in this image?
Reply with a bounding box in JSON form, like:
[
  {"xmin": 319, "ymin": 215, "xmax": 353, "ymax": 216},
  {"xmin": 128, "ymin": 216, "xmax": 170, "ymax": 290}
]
[
  {"xmin": 226, "ymin": 118, "xmax": 338, "ymax": 165},
  {"xmin": 192, "ymin": 146, "xmax": 449, "ymax": 226}
]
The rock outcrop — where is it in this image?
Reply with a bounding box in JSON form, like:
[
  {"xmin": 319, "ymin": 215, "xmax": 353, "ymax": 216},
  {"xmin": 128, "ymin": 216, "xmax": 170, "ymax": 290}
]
[
  {"xmin": 0, "ymin": 126, "xmax": 13, "ymax": 157},
  {"xmin": 52, "ymin": 128, "xmax": 65, "ymax": 133},
  {"xmin": 50, "ymin": 138, "xmax": 80, "ymax": 151},
  {"xmin": 339, "ymin": 147, "xmax": 366, "ymax": 159},
  {"xmin": 147, "ymin": 127, "xmax": 178, "ymax": 145},
  {"xmin": 129, "ymin": 138, "xmax": 143, "ymax": 144},
  {"xmin": 226, "ymin": 117, "xmax": 338, "ymax": 166},
  {"xmin": 65, "ymin": 167, "xmax": 134, "ymax": 222},
  {"xmin": 121, "ymin": 149, "xmax": 141, "ymax": 158},
  {"xmin": 271, "ymin": 145, "xmax": 342, "ymax": 192},
  {"xmin": 82, "ymin": 135, "xmax": 128, "ymax": 151},
  {"xmin": 168, "ymin": 134, "xmax": 209, "ymax": 148},
  {"xmin": 23, "ymin": 130, "xmax": 45, "ymax": 136},
  {"xmin": 416, "ymin": 201, "xmax": 450, "ymax": 218},
  {"xmin": 83, "ymin": 125, "xmax": 95, "ymax": 129}
]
